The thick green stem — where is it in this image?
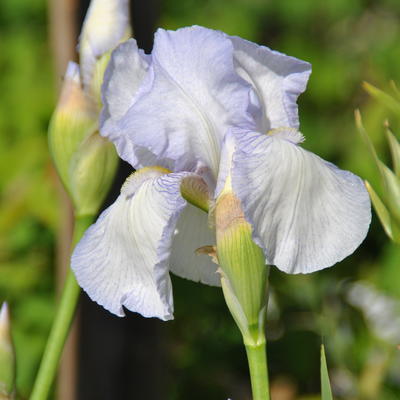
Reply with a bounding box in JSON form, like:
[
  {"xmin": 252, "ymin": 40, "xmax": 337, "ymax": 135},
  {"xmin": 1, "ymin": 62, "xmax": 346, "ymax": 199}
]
[
  {"xmin": 245, "ymin": 341, "xmax": 270, "ymax": 400},
  {"xmin": 30, "ymin": 215, "xmax": 93, "ymax": 400}
]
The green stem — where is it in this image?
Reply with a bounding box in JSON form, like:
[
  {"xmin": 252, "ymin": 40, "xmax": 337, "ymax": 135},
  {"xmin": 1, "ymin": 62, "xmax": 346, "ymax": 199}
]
[
  {"xmin": 245, "ymin": 341, "xmax": 270, "ymax": 400},
  {"xmin": 30, "ymin": 215, "xmax": 93, "ymax": 400}
]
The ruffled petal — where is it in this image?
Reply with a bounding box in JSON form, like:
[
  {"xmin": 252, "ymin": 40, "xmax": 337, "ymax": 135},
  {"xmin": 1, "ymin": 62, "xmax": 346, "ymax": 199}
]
[
  {"xmin": 101, "ymin": 39, "xmax": 150, "ymax": 122},
  {"xmin": 230, "ymin": 36, "xmax": 311, "ymax": 131},
  {"xmin": 101, "ymin": 26, "xmax": 254, "ymax": 179},
  {"xmin": 100, "ymin": 40, "xmax": 175, "ymax": 171},
  {"xmin": 79, "ymin": 0, "xmax": 131, "ymax": 100},
  {"xmin": 71, "ymin": 167, "xmax": 194, "ymax": 320},
  {"xmin": 169, "ymin": 204, "xmax": 220, "ymax": 286},
  {"xmin": 231, "ymin": 130, "xmax": 371, "ymax": 273}
]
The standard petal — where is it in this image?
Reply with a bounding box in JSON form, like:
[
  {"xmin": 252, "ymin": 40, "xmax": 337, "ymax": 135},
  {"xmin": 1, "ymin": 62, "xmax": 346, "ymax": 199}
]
[
  {"xmin": 79, "ymin": 0, "xmax": 131, "ymax": 98},
  {"xmin": 231, "ymin": 131, "xmax": 371, "ymax": 273},
  {"xmin": 101, "ymin": 26, "xmax": 254, "ymax": 179},
  {"xmin": 99, "ymin": 40, "xmax": 163, "ymax": 170},
  {"xmin": 230, "ymin": 36, "xmax": 311, "ymax": 131},
  {"xmin": 101, "ymin": 39, "xmax": 150, "ymax": 123},
  {"xmin": 71, "ymin": 167, "xmax": 193, "ymax": 320},
  {"xmin": 169, "ymin": 204, "xmax": 220, "ymax": 286}
]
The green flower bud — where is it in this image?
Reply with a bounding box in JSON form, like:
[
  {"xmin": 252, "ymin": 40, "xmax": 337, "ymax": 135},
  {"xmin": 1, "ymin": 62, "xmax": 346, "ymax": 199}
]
[
  {"xmin": 0, "ymin": 303, "xmax": 15, "ymax": 400},
  {"xmin": 48, "ymin": 62, "xmax": 118, "ymax": 216},
  {"xmin": 69, "ymin": 133, "xmax": 118, "ymax": 216},
  {"xmin": 215, "ymin": 180, "xmax": 269, "ymax": 346}
]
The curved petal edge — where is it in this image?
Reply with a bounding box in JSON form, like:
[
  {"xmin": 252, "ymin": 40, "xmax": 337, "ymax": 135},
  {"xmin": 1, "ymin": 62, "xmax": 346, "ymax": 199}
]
[
  {"xmin": 231, "ymin": 130, "xmax": 371, "ymax": 274},
  {"xmin": 71, "ymin": 168, "xmax": 193, "ymax": 320}
]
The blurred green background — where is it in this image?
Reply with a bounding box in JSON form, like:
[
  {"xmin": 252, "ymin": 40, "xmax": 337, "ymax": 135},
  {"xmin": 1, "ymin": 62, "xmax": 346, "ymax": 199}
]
[{"xmin": 1, "ymin": 0, "xmax": 400, "ymax": 399}]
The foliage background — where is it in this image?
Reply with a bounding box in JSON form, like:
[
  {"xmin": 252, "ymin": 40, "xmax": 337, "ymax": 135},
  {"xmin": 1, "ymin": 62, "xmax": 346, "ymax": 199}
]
[{"xmin": 0, "ymin": 0, "xmax": 400, "ymax": 399}]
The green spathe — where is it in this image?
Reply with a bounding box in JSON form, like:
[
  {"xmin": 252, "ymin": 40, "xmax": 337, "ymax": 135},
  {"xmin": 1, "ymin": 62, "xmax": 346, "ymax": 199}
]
[
  {"xmin": 216, "ymin": 207, "xmax": 268, "ymax": 345},
  {"xmin": 0, "ymin": 303, "xmax": 15, "ymax": 399},
  {"xmin": 215, "ymin": 180, "xmax": 269, "ymax": 340},
  {"xmin": 215, "ymin": 187, "xmax": 270, "ymax": 399},
  {"xmin": 215, "ymin": 176, "xmax": 269, "ymax": 344},
  {"xmin": 69, "ymin": 134, "xmax": 118, "ymax": 216},
  {"xmin": 48, "ymin": 65, "xmax": 118, "ymax": 216}
]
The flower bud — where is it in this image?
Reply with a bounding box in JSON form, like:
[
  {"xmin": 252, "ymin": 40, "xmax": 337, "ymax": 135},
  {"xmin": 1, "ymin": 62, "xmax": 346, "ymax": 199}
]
[
  {"xmin": 215, "ymin": 179, "xmax": 268, "ymax": 346},
  {"xmin": 70, "ymin": 134, "xmax": 118, "ymax": 216},
  {"xmin": 79, "ymin": 0, "xmax": 131, "ymax": 108},
  {"xmin": 49, "ymin": 62, "xmax": 118, "ymax": 216},
  {"xmin": 0, "ymin": 303, "xmax": 16, "ymax": 399}
]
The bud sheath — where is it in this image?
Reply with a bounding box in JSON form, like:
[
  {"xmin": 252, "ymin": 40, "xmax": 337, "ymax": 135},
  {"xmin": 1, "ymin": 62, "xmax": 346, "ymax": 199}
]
[
  {"xmin": 215, "ymin": 191, "xmax": 268, "ymax": 345},
  {"xmin": 0, "ymin": 303, "xmax": 15, "ymax": 399}
]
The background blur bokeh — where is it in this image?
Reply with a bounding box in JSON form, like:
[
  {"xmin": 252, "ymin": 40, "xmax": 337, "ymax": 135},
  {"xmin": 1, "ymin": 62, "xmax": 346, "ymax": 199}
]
[{"xmin": 1, "ymin": 0, "xmax": 400, "ymax": 399}]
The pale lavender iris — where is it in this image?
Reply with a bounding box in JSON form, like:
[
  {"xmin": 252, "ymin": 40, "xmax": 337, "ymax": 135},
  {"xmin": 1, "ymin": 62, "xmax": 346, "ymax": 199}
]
[{"xmin": 71, "ymin": 26, "xmax": 371, "ymax": 320}]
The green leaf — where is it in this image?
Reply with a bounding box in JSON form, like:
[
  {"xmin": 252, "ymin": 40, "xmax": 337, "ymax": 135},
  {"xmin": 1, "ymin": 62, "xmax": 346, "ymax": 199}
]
[
  {"xmin": 363, "ymin": 82, "xmax": 400, "ymax": 115},
  {"xmin": 385, "ymin": 126, "xmax": 400, "ymax": 177},
  {"xmin": 321, "ymin": 345, "xmax": 333, "ymax": 400},
  {"xmin": 356, "ymin": 110, "xmax": 400, "ymax": 225},
  {"xmin": 378, "ymin": 161, "xmax": 400, "ymax": 222},
  {"xmin": 355, "ymin": 110, "xmax": 382, "ymax": 172},
  {"xmin": 365, "ymin": 181, "xmax": 394, "ymax": 241},
  {"xmin": 389, "ymin": 80, "xmax": 400, "ymax": 102}
]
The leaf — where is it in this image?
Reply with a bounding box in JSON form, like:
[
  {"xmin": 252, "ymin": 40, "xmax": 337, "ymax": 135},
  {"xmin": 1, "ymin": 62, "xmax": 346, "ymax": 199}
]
[
  {"xmin": 355, "ymin": 109, "xmax": 382, "ymax": 173},
  {"xmin": 385, "ymin": 125, "xmax": 400, "ymax": 177},
  {"xmin": 321, "ymin": 345, "xmax": 333, "ymax": 400},
  {"xmin": 356, "ymin": 110, "xmax": 400, "ymax": 224},
  {"xmin": 378, "ymin": 161, "xmax": 400, "ymax": 222},
  {"xmin": 363, "ymin": 82, "xmax": 400, "ymax": 115},
  {"xmin": 389, "ymin": 80, "xmax": 400, "ymax": 102},
  {"xmin": 365, "ymin": 181, "xmax": 394, "ymax": 241}
]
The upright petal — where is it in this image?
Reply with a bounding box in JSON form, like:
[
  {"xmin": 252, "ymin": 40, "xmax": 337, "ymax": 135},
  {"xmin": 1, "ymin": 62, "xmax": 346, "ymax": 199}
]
[
  {"xmin": 101, "ymin": 39, "xmax": 150, "ymax": 123},
  {"xmin": 79, "ymin": 0, "xmax": 131, "ymax": 103},
  {"xmin": 100, "ymin": 39, "xmax": 163, "ymax": 169},
  {"xmin": 101, "ymin": 26, "xmax": 254, "ymax": 179},
  {"xmin": 231, "ymin": 130, "xmax": 371, "ymax": 273},
  {"xmin": 230, "ymin": 36, "xmax": 311, "ymax": 131},
  {"xmin": 72, "ymin": 167, "xmax": 192, "ymax": 320}
]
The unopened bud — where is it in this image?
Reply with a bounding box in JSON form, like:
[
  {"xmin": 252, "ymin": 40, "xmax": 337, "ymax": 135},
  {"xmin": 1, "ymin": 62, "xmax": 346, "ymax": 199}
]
[
  {"xmin": 79, "ymin": 0, "xmax": 131, "ymax": 108},
  {"xmin": 215, "ymin": 181, "xmax": 268, "ymax": 346},
  {"xmin": 49, "ymin": 62, "xmax": 118, "ymax": 216},
  {"xmin": 0, "ymin": 303, "xmax": 16, "ymax": 399},
  {"xmin": 70, "ymin": 134, "xmax": 118, "ymax": 216}
]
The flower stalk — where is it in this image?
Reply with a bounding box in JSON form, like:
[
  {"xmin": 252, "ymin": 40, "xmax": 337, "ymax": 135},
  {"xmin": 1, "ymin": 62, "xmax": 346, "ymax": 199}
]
[
  {"xmin": 245, "ymin": 341, "xmax": 269, "ymax": 400},
  {"xmin": 30, "ymin": 215, "xmax": 94, "ymax": 400}
]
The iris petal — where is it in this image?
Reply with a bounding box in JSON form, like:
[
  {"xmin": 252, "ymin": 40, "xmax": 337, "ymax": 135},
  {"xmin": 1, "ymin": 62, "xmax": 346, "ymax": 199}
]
[
  {"xmin": 101, "ymin": 26, "xmax": 254, "ymax": 178},
  {"xmin": 79, "ymin": 0, "xmax": 130, "ymax": 96},
  {"xmin": 101, "ymin": 39, "xmax": 150, "ymax": 122},
  {"xmin": 230, "ymin": 36, "xmax": 311, "ymax": 131},
  {"xmin": 72, "ymin": 167, "xmax": 192, "ymax": 319},
  {"xmin": 231, "ymin": 130, "xmax": 371, "ymax": 273}
]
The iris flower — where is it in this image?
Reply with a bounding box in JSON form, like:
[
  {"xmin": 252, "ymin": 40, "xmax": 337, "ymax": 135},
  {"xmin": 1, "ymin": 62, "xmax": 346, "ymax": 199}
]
[{"xmin": 71, "ymin": 26, "xmax": 371, "ymax": 320}]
